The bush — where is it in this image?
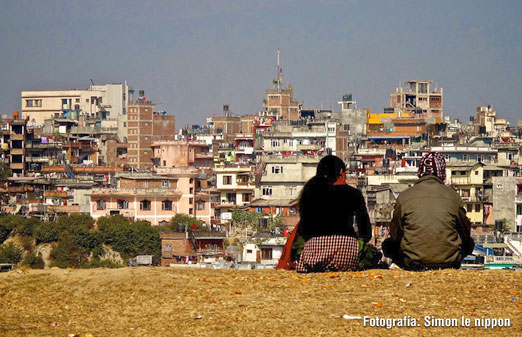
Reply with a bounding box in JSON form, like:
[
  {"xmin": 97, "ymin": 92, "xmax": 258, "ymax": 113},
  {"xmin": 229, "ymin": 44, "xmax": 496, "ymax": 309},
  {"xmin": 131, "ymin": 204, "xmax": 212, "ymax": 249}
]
[
  {"xmin": 19, "ymin": 235, "xmax": 34, "ymax": 251},
  {"xmin": 22, "ymin": 251, "xmax": 45, "ymax": 269},
  {"xmin": 15, "ymin": 217, "xmax": 41, "ymax": 237},
  {"xmin": 99, "ymin": 216, "xmax": 161, "ymax": 259},
  {"xmin": 0, "ymin": 214, "xmax": 21, "ymax": 244},
  {"xmin": 50, "ymin": 234, "xmax": 89, "ymax": 268},
  {"xmin": 34, "ymin": 221, "xmax": 59, "ymax": 244},
  {"xmin": 0, "ymin": 242, "xmax": 23, "ymax": 264}
]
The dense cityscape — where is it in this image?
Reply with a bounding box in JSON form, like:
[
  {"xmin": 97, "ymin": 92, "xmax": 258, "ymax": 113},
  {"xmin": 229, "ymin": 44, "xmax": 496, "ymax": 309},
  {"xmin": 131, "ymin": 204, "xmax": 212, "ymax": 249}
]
[{"xmin": 0, "ymin": 51, "xmax": 520, "ymax": 270}]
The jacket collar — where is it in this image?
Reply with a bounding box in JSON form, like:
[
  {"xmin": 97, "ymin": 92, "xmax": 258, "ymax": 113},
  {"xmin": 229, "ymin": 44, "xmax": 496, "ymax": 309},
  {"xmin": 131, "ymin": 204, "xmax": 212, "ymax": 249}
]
[{"xmin": 415, "ymin": 175, "xmax": 445, "ymax": 185}]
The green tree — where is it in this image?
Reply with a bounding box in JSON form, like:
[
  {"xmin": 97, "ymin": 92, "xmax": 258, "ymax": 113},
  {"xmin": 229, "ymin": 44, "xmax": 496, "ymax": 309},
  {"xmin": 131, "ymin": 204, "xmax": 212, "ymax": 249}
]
[
  {"xmin": 34, "ymin": 221, "xmax": 60, "ymax": 244},
  {"xmin": 232, "ymin": 211, "xmax": 284, "ymax": 232},
  {"xmin": 168, "ymin": 214, "xmax": 204, "ymax": 231},
  {"xmin": 0, "ymin": 215, "xmax": 18, "ymax": 244},
  {"xmin": 98, "ymin": 215, "xmax": 161, "ymax": 259},
  {"xmin": 0, "ymin": 242, "xmax": 23, "ymax": 264},
  {"xmin": 0, "ymin": 162, "xmax": 11, "ymax": 183}
]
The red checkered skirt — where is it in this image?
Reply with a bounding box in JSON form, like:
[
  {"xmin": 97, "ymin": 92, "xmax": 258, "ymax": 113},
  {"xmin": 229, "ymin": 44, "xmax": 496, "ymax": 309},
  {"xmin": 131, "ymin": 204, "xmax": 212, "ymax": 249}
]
[{"xmin": 296, "ymin": 235, "xmax": 359, "ymax": 273}]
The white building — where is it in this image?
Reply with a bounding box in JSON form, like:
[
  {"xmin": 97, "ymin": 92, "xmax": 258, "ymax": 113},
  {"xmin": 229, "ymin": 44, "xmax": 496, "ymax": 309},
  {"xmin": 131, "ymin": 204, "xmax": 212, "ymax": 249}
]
[
  {"xmin": 242, "ymin": 237, "xmax": 286, "ymax": 266},
  {"xmin": 21, "ymin": 82, "xmax": 131, "ymax": 133}
]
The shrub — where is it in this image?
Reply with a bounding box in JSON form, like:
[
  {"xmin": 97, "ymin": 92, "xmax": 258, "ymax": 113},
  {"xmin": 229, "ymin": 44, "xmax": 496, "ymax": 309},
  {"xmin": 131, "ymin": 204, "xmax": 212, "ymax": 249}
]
[
  {"xmin": 22, "ymin": 251, "xmax": 45, "ymax": 269},
  {"xmin": 0, "ymin": 214, "xmax": 21, "ymax": 244},
  {"xmin": 19, "ymin": 235, "xmax": 34, "ymax": 251},
  {"xmin": 16, "ymin": 217, "xmax": 41, "ymax": 237},
  {"xmin": 50, "ymin": 234, "xmax": 89, "ymax": 268},
  {"xmin": 34, "ymin": 221, "xmax": 59, "ymax": 244},
  {"xmin": 99, "ymin": 217, "xmax": 161, "ymax": 259},
  {"xmin": 0, "ymin": 242, "xmax": 23, "ymax": 264}
]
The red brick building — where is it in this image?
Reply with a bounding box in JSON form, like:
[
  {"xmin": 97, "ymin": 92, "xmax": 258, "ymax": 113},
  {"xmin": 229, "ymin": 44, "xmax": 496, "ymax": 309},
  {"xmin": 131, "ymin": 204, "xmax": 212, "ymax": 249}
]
[{"xmin": 127, "ymin": 102, "xmax": 175, "ymax": 170}]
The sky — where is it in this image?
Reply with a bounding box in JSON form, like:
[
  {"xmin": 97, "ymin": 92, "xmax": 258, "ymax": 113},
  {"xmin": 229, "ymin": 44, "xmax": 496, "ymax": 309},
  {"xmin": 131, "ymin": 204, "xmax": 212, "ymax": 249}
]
[{"xmin": 1, "ymin": 0, "xmax": 521, "ymax": 128}]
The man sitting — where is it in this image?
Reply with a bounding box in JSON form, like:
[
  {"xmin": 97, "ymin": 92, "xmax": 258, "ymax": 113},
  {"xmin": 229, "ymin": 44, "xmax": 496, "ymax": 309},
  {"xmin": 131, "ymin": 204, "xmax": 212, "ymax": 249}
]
[{"xmin": 383, "ymin": 152, "xmax": 475, "ymax": 270}]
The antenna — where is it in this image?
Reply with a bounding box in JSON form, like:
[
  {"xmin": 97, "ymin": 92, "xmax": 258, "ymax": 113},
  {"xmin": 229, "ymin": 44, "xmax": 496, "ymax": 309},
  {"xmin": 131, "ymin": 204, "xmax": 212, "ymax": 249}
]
[
  {"xmin": 90, "ymin": 79, "xmax": 95, "ymax": 86},
  {"xmin": 277, "ymin": 49, "xmax": 282, "ymax": 90}
]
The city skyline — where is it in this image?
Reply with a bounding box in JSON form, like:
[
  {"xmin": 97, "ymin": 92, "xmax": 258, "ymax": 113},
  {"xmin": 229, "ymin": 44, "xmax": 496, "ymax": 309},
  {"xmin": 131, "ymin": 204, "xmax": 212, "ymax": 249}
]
[{"xmin": 1, "ymin": 0, "xmax": 522, "ymax": 127}]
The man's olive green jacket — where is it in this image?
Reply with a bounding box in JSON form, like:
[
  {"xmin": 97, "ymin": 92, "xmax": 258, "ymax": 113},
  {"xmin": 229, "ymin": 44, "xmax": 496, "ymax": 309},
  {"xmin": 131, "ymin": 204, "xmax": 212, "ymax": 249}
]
[{"xmin": 390, "ymin": 175, "xmax": 474, "ymax": 269}]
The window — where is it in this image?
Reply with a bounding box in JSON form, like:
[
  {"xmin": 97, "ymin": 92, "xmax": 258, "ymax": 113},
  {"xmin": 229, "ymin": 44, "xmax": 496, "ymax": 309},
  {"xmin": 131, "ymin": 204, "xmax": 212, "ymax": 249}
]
[
  {"xmin": 189, "ymin": 187, "xmax": 194, "ymax": 194},
  {"xmin": 26, "ymin": 100, "xmax": 33, "ymax": 107},
  {"xmin": 344, "ymin": 124, "xmax": 350, "ymax": 131},
  {"xmin": 189, "ymin": 178, "xmax": 194, "ymax": 184},
  {"xmin": 271, "ymin": 166, "xmax": 283, "ymax": 174},
  {"xmin": 328, "ymin": 127, "xmax": 335, "ymax": 132},
  {"xmin": 189, "ymin": 208, "xmax": 193, "ymax": 215},
  {"xmin": 162, "ymin": 200, "xmax": 173, "ymax": 211},
  {"xmin": 163, "ymin": 160, "xmax": 166, "ymax": 166},
  {"xmin": 444, "ymin": 154, "xmax": 450, "ymax": 161},
  {"xmin": 475, "ymin": 204, "xmax": 480, "ymax": 213},
  {"xmin": 475, "ymin": 171, "xmax": 479, "ymax": 175},
  {"xmin": 143, "ymin": 181, "xmax": 148, "ymax": 188},
  {"xmin": 271, "ymin": 139, "xmax": 280, "ymax": 147},
  {"xmin": 117, "ymin": 199, "xmax": 129, "ymax": 209},
  {"xmin": 261, "ymin": 248, "xmax": 272, "ymax": 260},
  {"xmin": 246, "ymin": 249, "xmax": 253, "ymax": 254},
  {"xmin": 96, "ymin": 199, "xmax": 106, "ymax": 210},
  {"xmin": 226, "ymin": 193, "xmax": 236, "ymax": 203},
  {"xmin": 262, "ymin": 186, "xmax": 272, "ymax": 196},
  {"xmin": 223, "ymin": 175, "xmax": 232, "ymax": 185},
  {"xmin": 140, "ymin": 199, "xmax": 151, "ymax": 211},
  {"xmin": 243, "ymin": 193, "xmax": 251, "ymax": 202},
  {"xmin": 196, "ymin": 200, "xmax": 205, "ymax": 211},
  {"xmin": 477, "ymin": 155, "xmax": 483, "ymax": 163},
  {"xmin": 466, "ymin": 204, "xmax": 472, "ymax": 213},
  {"xmin": 162, "ymin": 180, "xmax": 170, "ymax": 188},
  {"xmin": 164, "ymin": 244, "xmax": 172, "ymax": 252},
  {"xmin": 189, "ymin": 198, "xmax": 193, "ymax": 205},
  {"xmin": 285, "ymin": 186, "xmax": 297, "ymax": 196},
  {"xmin": 462, "ymin": 154, "xmax": 469, "ymax": 162},
  {"xmin": 507, "ymin": 152, "xmax": 514, "ymax": 161}
]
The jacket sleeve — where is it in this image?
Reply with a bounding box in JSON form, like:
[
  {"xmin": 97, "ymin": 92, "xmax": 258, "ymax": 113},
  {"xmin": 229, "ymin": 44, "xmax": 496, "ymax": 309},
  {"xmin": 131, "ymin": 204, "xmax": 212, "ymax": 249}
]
[
  {"xmin": 456, "ymin": 206, "xmax": 474, "ymax": 256},
  {"xmin": 356, "ymin": 191, "xmax": 372, "ymax": 243},
  {"xmin": 390, "ymin": 198, "xmax": 403, "ymax": 242}
]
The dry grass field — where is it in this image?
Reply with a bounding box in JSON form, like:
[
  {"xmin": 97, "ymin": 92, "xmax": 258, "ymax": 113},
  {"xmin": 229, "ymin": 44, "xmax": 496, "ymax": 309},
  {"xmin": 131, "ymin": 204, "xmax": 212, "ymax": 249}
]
[{"xmin": 0, "ymin": 267, "xmax": 520, "ymax": 336}]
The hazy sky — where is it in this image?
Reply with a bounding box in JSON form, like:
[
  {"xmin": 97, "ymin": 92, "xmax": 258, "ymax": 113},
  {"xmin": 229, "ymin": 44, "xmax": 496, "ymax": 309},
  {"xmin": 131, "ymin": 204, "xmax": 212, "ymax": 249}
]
[{"xmin": 1, "ymin": 0, "xmax": 521, "ymax": 128}]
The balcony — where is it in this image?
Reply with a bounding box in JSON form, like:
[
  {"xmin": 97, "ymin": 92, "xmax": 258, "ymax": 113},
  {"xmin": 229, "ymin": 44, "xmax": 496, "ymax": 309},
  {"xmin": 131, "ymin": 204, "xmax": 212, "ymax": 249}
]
[
  {"xmin": 44, "ymin": 191, "xmax": 72, "ymax": 198},
  {"xmin": 450, "ymin": 177, "xmax": 472, "ymax": 185},
  {"xmin": 516, "ymin": 194, "xmax": 522, "ymax": 203},
  {"xmin": 90, "ymin": 188, "xmax": 182, "ymax": 197},
  {"xmin": 11, "ymin": 134, "xmax": 24, "ymax": 141}
]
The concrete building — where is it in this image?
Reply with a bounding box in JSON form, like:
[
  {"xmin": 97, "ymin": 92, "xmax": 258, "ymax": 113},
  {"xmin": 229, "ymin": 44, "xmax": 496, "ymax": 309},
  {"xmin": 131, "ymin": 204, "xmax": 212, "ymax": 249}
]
[
  {"xmin": 492, "ymin": 177, "xmax": 522, "ymax": 232},
  {"xmin": 21, "ymin": 82, "xmax": 131, "ymax": 127},
  {"xmin": 89, "ymin": 171, "xmax": 216, "ymax": 225},
  {"xmin": 152, "ymin": 139, "xmax": 213, "ymax": 169},
  {"xmin": 446, "ymin": 162, "xmax": 485, "ymax": 224},
  {"xmin": 389, "ymin": 80, "xmax": 443, "ymax": 123},
  {"xmin": 255, "ymin": 154, "xmax": 322, "ymax": 200},
  {"xmin": 9, "ymin": 115, "xmax": 27, "ymax": 176},
  {"xmin": 259, "ymin": 50, "xmax": 300, "ymax": 121}
]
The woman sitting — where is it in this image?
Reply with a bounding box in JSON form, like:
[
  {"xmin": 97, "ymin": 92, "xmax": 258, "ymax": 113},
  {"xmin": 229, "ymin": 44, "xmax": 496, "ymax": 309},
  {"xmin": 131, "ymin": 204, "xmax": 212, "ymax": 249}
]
[{"xmin": 296, "ymin": 155, "xmax": 377, "ymax": 273}]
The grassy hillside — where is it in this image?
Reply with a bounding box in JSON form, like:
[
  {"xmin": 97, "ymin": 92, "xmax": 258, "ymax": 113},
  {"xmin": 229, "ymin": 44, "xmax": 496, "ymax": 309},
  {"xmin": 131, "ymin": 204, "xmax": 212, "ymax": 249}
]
[{"xmin": 0, "ymin": 267, "xmax": 520, "ymax": 336}]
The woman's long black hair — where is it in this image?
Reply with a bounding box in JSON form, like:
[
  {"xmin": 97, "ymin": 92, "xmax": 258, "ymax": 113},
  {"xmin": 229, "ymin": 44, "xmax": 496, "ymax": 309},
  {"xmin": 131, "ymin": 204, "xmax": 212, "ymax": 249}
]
[{"xmin": 298, "ymin": 155, "xmax": 346, "ymax": 219}]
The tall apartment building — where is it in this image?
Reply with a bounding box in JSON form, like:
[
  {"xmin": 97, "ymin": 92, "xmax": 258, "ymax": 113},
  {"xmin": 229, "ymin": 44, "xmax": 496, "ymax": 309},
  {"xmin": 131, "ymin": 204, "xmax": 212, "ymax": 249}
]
[
  {"xmin": 127, "ymin": 102, "xmax": 176, "ymax": 170},
  {"xmin": 21, "ymin": 82, "xmax": 131, "ymax": 127},
  {"xmin": 9, "ymin": 113, "xmax": 27, "ymax": 176},
  {"xmin": 389, "ymin": 80, "xmax": 443, "ymax": 123}
]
